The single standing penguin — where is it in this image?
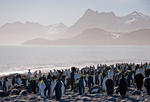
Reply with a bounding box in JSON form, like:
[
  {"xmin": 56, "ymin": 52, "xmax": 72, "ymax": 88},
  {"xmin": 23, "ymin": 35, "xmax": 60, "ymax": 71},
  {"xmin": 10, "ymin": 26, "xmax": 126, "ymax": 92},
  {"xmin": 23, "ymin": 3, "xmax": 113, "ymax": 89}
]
[
  {"xmin": 78, "ymin": 76, "xmax": 85, "ymax": 95},
  {"xmin": 105, "ymin": 78, "xmax": 114, "ymax": 96},
  {"xmin": 144, "ymin": 77, "xmax": 150, "ymax": 95},
  {"xmin": 44, "ymin": 78, "xmax": 51, "ymax": 97},
  {"xmin": 12, "ymin": 76, "xmax": 16, "ymax": 86},
  {"xmin": 28, "ymin": 69, "xmax": 32, "ymax": 80},
  {"xmin": 40, "ymin": 79, "xmax": 46, "ymax": 98},
  {"xmin": 5, "ymin": 78, "xmax": 9, "ymax": 93},
  {"xmin": 30, "ymin": 79, "xmax": 37, "ymax": 94},
  {"xmin": 102, "ymin": 74, "xmax": 107, "ymax": 91},
  {"xmin": 98, "ymin": 72, "xmax": 102, "ymax": 86},
  {"xmin": 95, "ymin": 72, "xmax": 99, "ymax": 85},
  {"xmin": 3, "ymin": 77, "xmax": 9, "ymax": 93},
  {"xmin": 61, "ymin": 80, "xmax": 65, "ymax": 96},
  {"xmin": 55, "ymin": 79, "xmax": 62, "ymax": 100},
  {"xmin": 50, "ymin": 76, "xmax": 56, "ymax": 97},
  {"xmin": 1, "ymin": 78, "xmax": 4, "ymax": 91},
  {"xmin": 127, "ymin": 71, "xmax": 133, "ymax": 87},
  {"xmin": 38, "ymin": 77, "xmax": 42, "ymax": 93},
  {"xmin": 93, "ymin": 73, "xmax": 96, "ymax": 85},
  {"xmin": 118, "ymin": 75, "xmax": 128, "ymax": 97},
  {"xmin": 134, "ymin": 73, "xmax": 144, "ymax": 90},
  {"xmin": 71, "ymin": 67, "xmax": 75, "ymax": 91},
  {"xmin": 88, "ymin": 76, "xmax": 93, "ymax": 91},
  {"xmin": 61, "ymin": 75, "xmax": 66, "ymax": 95}
]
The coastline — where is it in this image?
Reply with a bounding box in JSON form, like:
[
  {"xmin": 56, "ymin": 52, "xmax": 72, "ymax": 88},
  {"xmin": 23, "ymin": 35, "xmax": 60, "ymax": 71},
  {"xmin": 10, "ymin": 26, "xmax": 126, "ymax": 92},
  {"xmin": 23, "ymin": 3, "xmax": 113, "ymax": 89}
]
[{"xmin": 1, "ymin": 62, "xmax": 150, "ymax": 102}]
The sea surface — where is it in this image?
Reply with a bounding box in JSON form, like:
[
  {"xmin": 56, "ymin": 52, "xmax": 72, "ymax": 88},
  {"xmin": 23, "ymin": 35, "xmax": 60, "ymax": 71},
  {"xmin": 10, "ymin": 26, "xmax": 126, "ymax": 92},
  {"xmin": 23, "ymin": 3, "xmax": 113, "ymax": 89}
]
[{"xmin": 0, "ymin": 46, "xmax": 150, "ymax": 76}]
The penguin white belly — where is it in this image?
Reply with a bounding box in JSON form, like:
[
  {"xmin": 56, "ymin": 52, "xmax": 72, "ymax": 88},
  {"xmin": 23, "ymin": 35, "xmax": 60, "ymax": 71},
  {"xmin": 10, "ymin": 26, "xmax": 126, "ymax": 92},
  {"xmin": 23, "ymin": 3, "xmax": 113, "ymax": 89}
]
[
  {"xmin": 51, "ymin": 81, "xmax": 56, "ymax": 97},
  {"xmin": 102, "ymin": 77, "xmax": 107, "ymax": 90},
  {"xmin": 108, "ymin": 70, "xmax": 114, "ymax": 79},
  {"xmin": 132, "ymin": 74, "xmax": 134, "ymax": 80},
  {"xmin": 6, "ymin": 81, "xmax": 9, "ymax": 92},
  {"xmin": 98, "ymin": 75, "xmax": 101, "ymax": 85},
  {"xmin": 41, "ymin": 83, "xmax": 46, "ymax": 98},
  {"xmin": 26, "ymin": 80, "xmax": 29, "ymax": 87},
  {"xmin": 61, "ymin": 82, "xmax": 65, "ymax": 95},
  {"xmin": 38, "ymin": 82, "xmax": 41, "ymax": 93},
  {"xmin": 1, "ymin": 79, "xmax": 4, "ymax": 87},
  {"xmin": 17, "ymin": 78, "xmax": 22, "ymax": 85}
]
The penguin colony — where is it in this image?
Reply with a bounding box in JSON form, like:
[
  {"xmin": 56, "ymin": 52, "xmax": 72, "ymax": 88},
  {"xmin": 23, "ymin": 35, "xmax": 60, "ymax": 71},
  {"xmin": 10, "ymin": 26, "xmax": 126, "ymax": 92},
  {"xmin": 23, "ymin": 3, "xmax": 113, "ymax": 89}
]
[{"xmin": 1, "ymin": 62, "xmax": 150, "ymax": 101}]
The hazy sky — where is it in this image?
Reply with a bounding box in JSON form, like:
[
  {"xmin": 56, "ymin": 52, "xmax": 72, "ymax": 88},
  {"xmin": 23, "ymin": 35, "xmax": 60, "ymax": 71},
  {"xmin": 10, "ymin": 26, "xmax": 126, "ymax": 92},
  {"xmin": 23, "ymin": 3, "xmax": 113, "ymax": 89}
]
[{"xmin": 0, "ymin": 0, "xmax": 150, "ymax": 26}]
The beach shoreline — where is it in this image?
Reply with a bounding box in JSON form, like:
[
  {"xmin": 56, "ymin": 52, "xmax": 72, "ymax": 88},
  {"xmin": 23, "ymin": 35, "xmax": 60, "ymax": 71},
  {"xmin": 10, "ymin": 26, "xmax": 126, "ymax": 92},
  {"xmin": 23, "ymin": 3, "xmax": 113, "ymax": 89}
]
[{"xmin": 1, "ymin": 62, "xmax": 150, "ymax": 102}]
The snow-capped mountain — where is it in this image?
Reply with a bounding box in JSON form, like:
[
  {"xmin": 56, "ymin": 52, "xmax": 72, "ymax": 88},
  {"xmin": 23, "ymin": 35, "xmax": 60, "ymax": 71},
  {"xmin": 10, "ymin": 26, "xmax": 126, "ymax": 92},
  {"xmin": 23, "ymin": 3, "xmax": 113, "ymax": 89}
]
[
  {"xmin": 0, "ymin": 9, "xmax": 150, "ymax": 45},
  {"xmin": 65, "ymin": 9, "xmax": 119, "ymax": 38},
  {"xmin": 65, "ymin": 9, "xmax": 150, "ymax": 38},
  {"xmin": 121, "ymin": 11, "xmax": 150, "ymax": 31}
]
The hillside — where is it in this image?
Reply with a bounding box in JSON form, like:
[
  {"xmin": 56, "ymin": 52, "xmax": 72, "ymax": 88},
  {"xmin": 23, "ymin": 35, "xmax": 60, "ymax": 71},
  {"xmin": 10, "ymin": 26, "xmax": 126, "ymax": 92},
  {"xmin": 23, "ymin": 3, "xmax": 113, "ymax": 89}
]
[{"xmin": 23, "ymin": 28, "xmax": 150, "ymax": 45}]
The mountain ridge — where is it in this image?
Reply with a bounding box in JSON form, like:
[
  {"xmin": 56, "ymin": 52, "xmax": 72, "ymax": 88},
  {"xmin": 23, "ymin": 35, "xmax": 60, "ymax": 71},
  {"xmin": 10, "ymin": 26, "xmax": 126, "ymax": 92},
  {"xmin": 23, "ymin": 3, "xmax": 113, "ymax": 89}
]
[
  {"xmin": 23, "ymin": 28, "xmax": 150, "ymax": 45},
  {"xmin": 65, "ymin": 9, "xmax": 150, "ymax": 38},
  {"xmin": 0, "ymin": 9, "xmax": 150, "ymax": 45}
]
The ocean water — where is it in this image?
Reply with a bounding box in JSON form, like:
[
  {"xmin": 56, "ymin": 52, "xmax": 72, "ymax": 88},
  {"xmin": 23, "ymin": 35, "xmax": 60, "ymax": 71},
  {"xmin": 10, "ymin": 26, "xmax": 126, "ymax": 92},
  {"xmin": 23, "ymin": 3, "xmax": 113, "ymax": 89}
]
[{"xmin": 0, "ymin": 46, "xmax": 150, "ymax": 76}]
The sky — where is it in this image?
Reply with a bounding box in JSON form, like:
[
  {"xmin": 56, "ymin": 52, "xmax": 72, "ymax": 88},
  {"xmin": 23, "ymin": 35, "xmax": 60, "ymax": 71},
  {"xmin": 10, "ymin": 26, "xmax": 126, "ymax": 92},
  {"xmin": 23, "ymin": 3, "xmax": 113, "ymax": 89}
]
[{"xmin": 0, "ymin": 0, "xmax": 150, "ymax": 26}]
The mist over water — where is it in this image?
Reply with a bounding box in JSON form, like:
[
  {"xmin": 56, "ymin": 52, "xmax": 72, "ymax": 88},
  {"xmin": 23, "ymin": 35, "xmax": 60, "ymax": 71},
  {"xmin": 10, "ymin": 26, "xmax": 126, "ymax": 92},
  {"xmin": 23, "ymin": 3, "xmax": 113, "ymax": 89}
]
[{"xmin": 0, "ymin": 46, "xmax": 150, "ymax": 76}]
